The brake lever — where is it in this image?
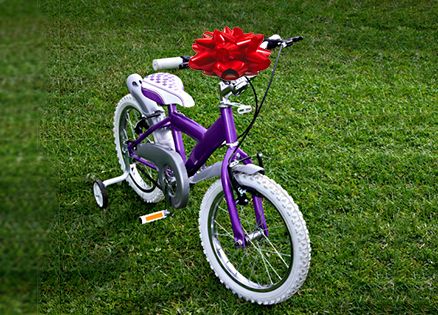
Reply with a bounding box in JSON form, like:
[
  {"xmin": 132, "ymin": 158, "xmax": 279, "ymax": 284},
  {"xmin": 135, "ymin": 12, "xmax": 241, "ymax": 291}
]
[{"xmin": 264, "ymin": 36, "xmax": 303, "ymax": 49}]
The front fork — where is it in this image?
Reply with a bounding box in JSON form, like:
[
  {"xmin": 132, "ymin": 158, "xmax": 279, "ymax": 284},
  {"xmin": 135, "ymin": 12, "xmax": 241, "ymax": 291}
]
[{"xmin": 220, "ymin": 107, "xmax": 268, "ymax": 247}]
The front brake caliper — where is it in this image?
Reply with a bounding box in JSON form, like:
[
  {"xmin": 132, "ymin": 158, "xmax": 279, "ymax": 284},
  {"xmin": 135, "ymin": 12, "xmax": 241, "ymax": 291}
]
[{"xmin": 228, "ymin": 166, "xmax": 249, "ymax": 206}]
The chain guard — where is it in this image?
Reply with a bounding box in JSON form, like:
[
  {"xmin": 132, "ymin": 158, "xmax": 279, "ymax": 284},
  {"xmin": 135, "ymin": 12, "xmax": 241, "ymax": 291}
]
[{"xmin": 136, "ymin": 143, "xmax": 189, "ymax": 208}]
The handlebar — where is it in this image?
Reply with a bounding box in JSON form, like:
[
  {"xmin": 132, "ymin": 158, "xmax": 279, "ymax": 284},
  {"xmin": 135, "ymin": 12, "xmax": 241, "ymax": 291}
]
[
  {"xmin": 151, "ymin": 35, "xmax": 303, "ymax": 71},
  {"xmin": 261, "ymin": 35, "xmax": 303, "ymax": 49},
  {"xmin": 152, "ymin": 56, "xmax": 190, "ymax": 71}
]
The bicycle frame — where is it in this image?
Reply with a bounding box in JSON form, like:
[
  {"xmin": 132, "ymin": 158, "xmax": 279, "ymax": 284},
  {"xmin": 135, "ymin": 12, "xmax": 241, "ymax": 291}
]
[
  {"xmin": 127, "ymin": 103, "xmax": 267, "ymax": 246},
  {"xmin": 90, "ymin": 34, "xmax": 311, "ymax": 303}
]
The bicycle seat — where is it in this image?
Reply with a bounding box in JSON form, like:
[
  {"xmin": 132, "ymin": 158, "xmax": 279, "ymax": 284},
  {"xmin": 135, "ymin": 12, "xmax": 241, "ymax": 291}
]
[{"xmin": 141, "ymin": 73, "xmax": 194, "ymax": 107}]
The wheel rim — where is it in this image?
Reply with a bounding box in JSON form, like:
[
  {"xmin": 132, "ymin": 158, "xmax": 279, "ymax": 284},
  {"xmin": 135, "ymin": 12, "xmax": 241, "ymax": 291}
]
[
  {"xmin": 118, "ymin": 104, "xmax": 157, "ymax": 192},
  {"xmin": 93, "ymin": 183, "xmax": 103, "ymax": 207},
  {"xmin": 208, "ymin": 191, "xmax": 294, "ymax": 292}
]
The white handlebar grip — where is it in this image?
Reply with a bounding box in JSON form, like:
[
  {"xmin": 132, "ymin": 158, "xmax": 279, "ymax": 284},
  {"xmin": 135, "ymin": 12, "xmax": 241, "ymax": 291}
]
[
  {"xmin": 152, "ymin": 57, "xmax": 184, "ymax": 71},
  {"xmin": 260, "ymin": 34, "xmax": 282, "ymax": 49},
  {"xmin": 269, "ymin": 34, "xmax": 282, "ymax": 40}
]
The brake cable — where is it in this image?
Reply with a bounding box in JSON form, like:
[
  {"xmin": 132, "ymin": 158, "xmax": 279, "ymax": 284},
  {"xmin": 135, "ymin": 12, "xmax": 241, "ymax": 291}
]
[
  {"xmin": 227, "ymin": 44, "xmax": 284, "ymax": 203},
  {"xmin": 231, "ymin": 43, "xmax": 284, "ymax": 162}
]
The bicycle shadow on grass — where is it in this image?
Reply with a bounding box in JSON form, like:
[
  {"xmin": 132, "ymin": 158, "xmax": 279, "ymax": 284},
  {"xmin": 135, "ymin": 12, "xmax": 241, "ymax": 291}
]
[{"xmin": 50, "ymin": 179, "xmax": 220, "ymax": 311}]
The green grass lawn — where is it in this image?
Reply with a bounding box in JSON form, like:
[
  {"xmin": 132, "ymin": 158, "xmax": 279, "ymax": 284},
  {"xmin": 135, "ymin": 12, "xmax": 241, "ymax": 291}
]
[{"xmin": 1, "ymin": 0, "xmax": 437, "ymax": 313}]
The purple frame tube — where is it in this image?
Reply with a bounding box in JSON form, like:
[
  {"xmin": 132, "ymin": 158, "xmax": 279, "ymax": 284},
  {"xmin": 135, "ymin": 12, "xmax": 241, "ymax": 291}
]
[
  {"xmin": 219, "ymin": 107, "xmax": 246, "ymax": 245},
  {"xmin": 129, "ymin": 105, "xmax": 268, "ymax": 246}
]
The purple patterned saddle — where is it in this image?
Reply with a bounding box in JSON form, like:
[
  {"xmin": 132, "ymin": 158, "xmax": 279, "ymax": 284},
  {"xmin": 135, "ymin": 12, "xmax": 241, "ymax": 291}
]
[{"xmin": 141, "ymin": 73, "xmax": 194, "ymax": 107}]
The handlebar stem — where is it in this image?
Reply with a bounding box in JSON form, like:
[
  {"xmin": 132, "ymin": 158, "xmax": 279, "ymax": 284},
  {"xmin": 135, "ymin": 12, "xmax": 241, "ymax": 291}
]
[{"xmin": 218, "ymin": 77, "xmax": 250, "ymax": 101}]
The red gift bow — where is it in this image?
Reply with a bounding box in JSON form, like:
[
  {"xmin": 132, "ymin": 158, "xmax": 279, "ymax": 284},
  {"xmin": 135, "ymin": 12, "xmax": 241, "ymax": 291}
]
[{"xmin": 189, "ymin": 26, "xmax": 271, "ymax": 80}]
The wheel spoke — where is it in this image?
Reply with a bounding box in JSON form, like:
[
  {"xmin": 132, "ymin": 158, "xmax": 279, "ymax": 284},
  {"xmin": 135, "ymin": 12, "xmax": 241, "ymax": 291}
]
[
  {"xmin": 214, "ymin": 220, "xmax": 234, "ymax": 240},
  {"xmin": 218, "ymin": 206, "xmax": 228, "ymax": 214},
  {"xmin": 215, "ymin": 232, "xmax": 232, "ymax": 237},
  {"xmin": 258, "ymin": 248, "xmax": 291, "ymax": 258},
  {"xmin": 126, "ymin": 111, "xmax": 136, "ymax": 137},
  {"xmin": 257, "ymin": 246, "xmax": 274, "ymax": 284},
  {"xmin": 122, "ymin": 129, "xmax": 127, "ymax": 140},
  {"xmin": 238, "ymin": 204, "xmax": 257, "ymax": 230},
  {"xmin": 260, "ymin": 232, "xmax": 290, "ymax": 268},
  {"xmin": 237, "ymin": 250, "xmax": 247, "ymax": 273},
  {"xmin": 247, "ymin": 237, "xmax": 282, "ymax": 281}
]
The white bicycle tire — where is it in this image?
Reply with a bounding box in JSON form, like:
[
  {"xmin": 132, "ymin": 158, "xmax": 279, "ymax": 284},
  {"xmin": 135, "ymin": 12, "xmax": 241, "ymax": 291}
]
[{"xmin": 199, "ymin": 173, "xmax": 311, "ymax": 304}]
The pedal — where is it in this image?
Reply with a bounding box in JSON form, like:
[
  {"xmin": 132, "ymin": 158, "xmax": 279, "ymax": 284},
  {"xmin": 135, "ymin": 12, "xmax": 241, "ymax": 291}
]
[
  {"xmin": 139, "ymin": 210, "xmax": 171, "ymax": 224},
  {"xmin": 237, "ymin": 104, "xmax": 252, "ymax": 115}
]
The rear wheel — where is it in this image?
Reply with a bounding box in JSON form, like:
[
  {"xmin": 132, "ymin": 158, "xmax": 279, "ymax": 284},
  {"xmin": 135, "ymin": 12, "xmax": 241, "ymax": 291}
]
[
  {"xmin": 113, "ymin": 94, "xmax": 163, "ymax": 203},
  {"xmin": 199, "ymin": 173, "xmax": 310, "ymax": 304}
]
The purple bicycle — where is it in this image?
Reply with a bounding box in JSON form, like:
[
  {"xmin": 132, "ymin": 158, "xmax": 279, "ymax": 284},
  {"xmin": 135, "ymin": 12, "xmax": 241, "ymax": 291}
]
[{"xmin": 93, "ymin": 28, "xmax": 311, "ymax": 304}]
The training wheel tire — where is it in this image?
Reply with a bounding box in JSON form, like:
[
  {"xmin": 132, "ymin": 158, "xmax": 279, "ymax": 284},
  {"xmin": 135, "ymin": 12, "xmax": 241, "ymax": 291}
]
[{"xmin": 93, "ymin": 180, "xmax": 108, "ymax": 209}]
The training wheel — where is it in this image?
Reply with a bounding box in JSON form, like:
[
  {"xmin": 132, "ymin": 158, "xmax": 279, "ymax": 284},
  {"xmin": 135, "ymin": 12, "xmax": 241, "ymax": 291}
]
[{"xmin": 93, "ymin": 179, "xmax": 108, "ymax": 209}]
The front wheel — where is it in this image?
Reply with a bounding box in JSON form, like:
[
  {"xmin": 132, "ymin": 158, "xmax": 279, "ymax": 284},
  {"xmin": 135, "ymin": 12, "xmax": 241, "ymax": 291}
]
[{"xmin": 199, "ymin": 173, "xmax": 311, "ymax": 304}]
